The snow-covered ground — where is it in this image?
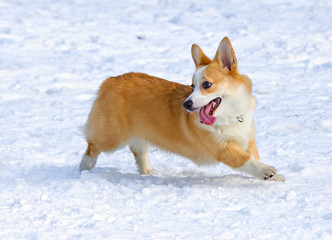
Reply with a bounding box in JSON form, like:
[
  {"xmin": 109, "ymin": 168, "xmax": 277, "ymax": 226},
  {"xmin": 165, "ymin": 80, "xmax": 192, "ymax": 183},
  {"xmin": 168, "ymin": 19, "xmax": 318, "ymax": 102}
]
[{"xmin": 1, "ymin": 0, "xmax": 332, "ymax": 239}]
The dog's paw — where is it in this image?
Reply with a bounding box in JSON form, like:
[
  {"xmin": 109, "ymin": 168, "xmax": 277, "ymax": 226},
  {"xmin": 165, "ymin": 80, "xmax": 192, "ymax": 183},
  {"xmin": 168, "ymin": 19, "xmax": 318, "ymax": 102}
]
[
  {"xmin": 140, "ymin": 166, "xmax": 154, "ymax": 175},
  {"xmin": 268, "ymin": 173, "xmax": 286, "ymax": 182},
  {"xmin": 79, "ymin": 154, "xmax": 97, "ymax": 172},
  {"xmin": 140, "ymin": 168, "xmax": 154, "ymax": 175},
  {"xmin": 256, "ymin": 162, "xmax": 286, "ymax": 182},
  {"xmin": 255, "ymin": 162, "xmax": 286, "ymax": 182},
  {"xmin": 239, "ymin": 156, "xmax": 284, "ymax": 181},
  {"xmin": 260, "ymin": 163, "xmax": 277, "ymax": 180}
]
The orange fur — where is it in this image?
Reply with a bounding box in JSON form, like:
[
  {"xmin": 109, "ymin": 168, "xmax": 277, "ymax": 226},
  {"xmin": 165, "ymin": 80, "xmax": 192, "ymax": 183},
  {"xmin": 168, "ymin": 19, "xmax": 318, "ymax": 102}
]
[
  {"xmin": 80, "ymin": 37, "xmax": 284, "ymax": 181},
  {"xmin": 84, "ymin": 72, "xmax": 256, "ymax": 167}
]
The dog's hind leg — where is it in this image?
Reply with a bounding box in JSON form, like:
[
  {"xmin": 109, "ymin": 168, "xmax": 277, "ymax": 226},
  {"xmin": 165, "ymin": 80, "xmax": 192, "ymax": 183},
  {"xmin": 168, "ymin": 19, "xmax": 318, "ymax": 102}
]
[
  {"xmin": 129, "ymin": 138, "xmax": 153, "ymax": 175},
  {"xmin": 80, "ymin": 142, "xmax": 100, "ymax": 171},
  {"xmin": 80, "ymin": 134, "xmax": 127, "ymax": 172}
]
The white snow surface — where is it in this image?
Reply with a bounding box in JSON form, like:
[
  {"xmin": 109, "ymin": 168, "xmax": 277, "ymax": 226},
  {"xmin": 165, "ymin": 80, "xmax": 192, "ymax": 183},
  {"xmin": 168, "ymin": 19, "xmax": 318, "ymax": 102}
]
[{"xmin": 1, "ymin": 0, "xmax": 332, "ymax": 239}]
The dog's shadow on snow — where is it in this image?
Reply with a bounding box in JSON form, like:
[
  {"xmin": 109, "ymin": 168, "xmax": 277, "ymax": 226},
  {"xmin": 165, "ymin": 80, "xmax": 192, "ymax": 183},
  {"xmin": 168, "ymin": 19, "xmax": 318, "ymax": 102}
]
[
  {"xmin": 12, "ymin": 164, "xmax": 264, "ymax": 188},
  {"xmin": 80, "ymin": 167, "xmax": 265, "ymax": 188}
]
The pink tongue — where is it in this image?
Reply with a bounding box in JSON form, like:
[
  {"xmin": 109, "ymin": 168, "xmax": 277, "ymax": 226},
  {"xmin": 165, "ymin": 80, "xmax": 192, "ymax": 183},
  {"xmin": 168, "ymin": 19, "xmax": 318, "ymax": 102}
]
[{"xmin": 199, "ymin": 102, "xmax": 216, "ymax": 125}]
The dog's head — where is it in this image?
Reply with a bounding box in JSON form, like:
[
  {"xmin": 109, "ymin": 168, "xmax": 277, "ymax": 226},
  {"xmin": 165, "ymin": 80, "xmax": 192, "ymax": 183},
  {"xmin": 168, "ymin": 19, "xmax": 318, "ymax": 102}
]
[{"xmin": 183, "ymin": 37, "xmax": 253, "ymax": 127}]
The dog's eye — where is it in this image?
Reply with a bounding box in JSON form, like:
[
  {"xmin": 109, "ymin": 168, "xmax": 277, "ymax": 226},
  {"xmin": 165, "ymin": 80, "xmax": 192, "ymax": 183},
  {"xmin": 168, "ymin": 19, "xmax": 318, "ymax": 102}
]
[
  {"xmin": 202, "ymin": 81, "xmax": 212, "ymax": 89},
  {"xmin": 191, "ymin": 84, "xmax": 195, "ymax": 91}
]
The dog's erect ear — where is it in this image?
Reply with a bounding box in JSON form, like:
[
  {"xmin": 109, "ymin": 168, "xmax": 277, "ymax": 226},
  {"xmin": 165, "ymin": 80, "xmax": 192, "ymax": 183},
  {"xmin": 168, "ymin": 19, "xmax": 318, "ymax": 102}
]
[
  {"xmin": 191, "ymin": 44, "xmax": 212, "ymax": 68},
  {"xmin": 214, "ymin": 37, "xmax": 238, "ymax": 71}
]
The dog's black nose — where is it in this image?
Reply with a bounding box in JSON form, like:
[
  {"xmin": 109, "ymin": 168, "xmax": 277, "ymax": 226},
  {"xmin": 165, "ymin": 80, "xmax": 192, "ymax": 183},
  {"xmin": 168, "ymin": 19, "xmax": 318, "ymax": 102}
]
[{"xmin": 183, "ymin": 100, "xmax": 194, "ymax": 111}]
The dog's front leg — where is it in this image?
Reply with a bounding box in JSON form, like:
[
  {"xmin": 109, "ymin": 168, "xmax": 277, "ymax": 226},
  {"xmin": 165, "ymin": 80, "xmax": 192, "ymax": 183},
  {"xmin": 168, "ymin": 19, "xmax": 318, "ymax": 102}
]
[{"xmin": 217, "ymin": 142, "xmax": 285, "ymax": 181}]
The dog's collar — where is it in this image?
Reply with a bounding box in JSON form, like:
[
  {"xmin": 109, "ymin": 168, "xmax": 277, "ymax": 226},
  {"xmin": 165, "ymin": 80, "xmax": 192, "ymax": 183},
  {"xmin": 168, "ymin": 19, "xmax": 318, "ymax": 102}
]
[{"xmin": 237, "ymin": 115, "xmax": 244, "ymax": 123}]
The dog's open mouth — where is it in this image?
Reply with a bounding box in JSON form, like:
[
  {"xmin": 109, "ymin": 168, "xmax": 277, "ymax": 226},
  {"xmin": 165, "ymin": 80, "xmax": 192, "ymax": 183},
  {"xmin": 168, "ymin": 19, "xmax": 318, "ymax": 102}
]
[{"xmin": 199, "ymin": 97, "xmax": 222, "ymax": 125}]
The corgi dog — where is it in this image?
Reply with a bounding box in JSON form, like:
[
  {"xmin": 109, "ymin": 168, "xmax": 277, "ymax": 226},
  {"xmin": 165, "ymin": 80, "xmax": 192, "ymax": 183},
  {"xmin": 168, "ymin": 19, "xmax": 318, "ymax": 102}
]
[{"xmin": 80, "ymin": 37, "xmax": 285, "ymax": 181}]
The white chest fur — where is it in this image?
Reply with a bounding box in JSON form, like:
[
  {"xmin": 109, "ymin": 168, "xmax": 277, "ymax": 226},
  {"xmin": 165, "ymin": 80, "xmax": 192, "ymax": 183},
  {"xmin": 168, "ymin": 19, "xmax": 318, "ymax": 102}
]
[{"xmin": 216, "ymin": 110, "xmax": 254, "ymax": 150}]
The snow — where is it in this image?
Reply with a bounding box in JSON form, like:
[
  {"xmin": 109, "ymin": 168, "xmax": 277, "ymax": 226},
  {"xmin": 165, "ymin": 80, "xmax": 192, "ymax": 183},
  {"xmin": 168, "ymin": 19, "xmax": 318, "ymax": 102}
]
[{"xmin": 1, "ymin": 0, "xmax": 332, "ymax": 239}]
